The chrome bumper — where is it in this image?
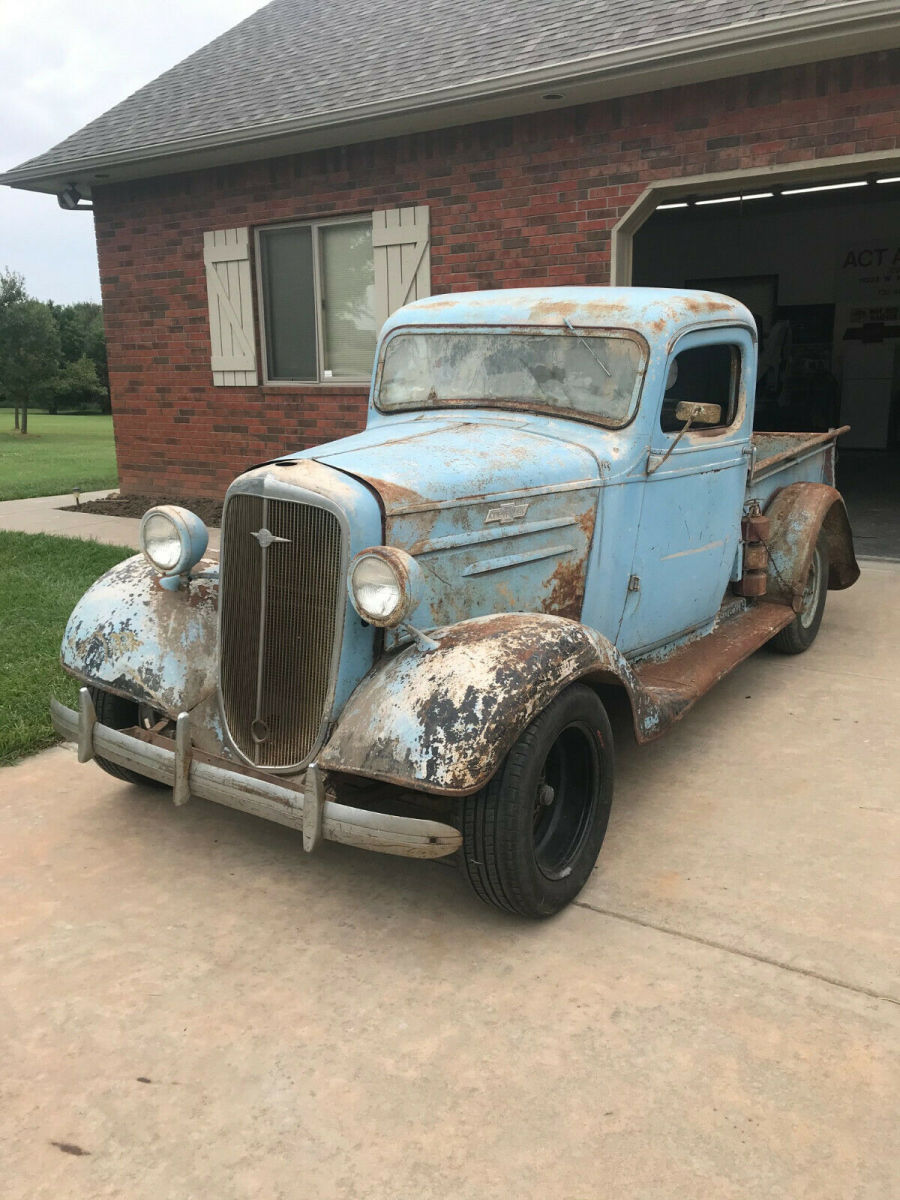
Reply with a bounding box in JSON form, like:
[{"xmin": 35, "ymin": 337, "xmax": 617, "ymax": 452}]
[{"xmin": 51, "ymin": 689, "xmax": 461, "ymax": 860}]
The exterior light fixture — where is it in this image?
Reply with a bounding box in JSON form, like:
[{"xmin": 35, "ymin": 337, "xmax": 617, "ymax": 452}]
[
  {"xmin": 57, "ymin": 184, "xmax": 93, "ymax": 211},
  {"xmin": 657, "ymin": 202, "xmax": 689, "ymax": 211},
  {"xmin": 695, "ymin": 192, "xmax": 774, "ymax": 206},
  {"xmin": 781, "ymin": 180, "xmax": 867, "ymax": 196}
]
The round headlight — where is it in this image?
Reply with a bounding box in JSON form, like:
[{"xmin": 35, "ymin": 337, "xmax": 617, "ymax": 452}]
[
  {"xmin": 139, "ymin": 505, "xmax": 209, "ymax": 577},
  {"xmin": 349, "ymin": 547, "xmax": 422, "ymax": 628}
]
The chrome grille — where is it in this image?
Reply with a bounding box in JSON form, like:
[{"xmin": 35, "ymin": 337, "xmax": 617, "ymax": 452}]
[{"xmin": 219, "ymin": 493, "xmax": 344, "ymax": 768}]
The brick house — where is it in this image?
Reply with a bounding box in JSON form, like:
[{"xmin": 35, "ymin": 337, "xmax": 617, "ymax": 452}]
[{"xmin": 3, "ymin": 0, "xmax": 900, "ymax": 502}]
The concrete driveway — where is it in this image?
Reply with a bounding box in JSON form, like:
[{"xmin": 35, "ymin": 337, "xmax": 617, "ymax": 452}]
[{"xmin": 2, "ymin": 563, "xmax": 898, "ymax": 1200}]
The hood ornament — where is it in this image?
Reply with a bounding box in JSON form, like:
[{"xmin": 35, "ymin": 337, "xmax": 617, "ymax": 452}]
[{"xmin": 250, "ymin": 527, "xmax": 290, "ymax": 549}]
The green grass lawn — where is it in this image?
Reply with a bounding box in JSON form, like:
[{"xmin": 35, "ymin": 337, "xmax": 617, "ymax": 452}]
[
  {"xmin": 0, "ymin": 412, "xmax": 118, "ymax": 501},
  {"xmin": 0, "ymin": 531, "xmax": 134, "ymax": 765}
]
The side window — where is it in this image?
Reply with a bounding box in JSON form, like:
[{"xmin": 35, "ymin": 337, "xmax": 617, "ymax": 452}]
[{"xmin": 660, "ymin": 344, "xmax": 739, "ymax": 434}]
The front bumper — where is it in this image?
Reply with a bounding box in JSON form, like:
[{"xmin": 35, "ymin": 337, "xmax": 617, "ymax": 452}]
[{"xmin": 50, "ymin": 689, "xmax": 461, "ymax": 860}]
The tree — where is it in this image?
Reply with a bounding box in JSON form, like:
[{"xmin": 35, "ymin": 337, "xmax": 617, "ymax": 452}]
[
  {"xmin": 0, "ymin": 269, "xmax": 28, "ymax": 425},
  {"xmin": 0, "ymin": 297, "xmax": 61, "ymax": 434},
  {"xmin": 0, "ymin": 269, "xmax": 109, "ymax": 426},
  {"xmin": 47, "ymin": 298, "xmax": 110, "ymax": 411},
  {"xmin": 43, "ymin": 355, "xmax": 106, "ymax": 413},
  {"xmin": 1, "ymin": 268, "xmax": 26, "ymax": 309}
]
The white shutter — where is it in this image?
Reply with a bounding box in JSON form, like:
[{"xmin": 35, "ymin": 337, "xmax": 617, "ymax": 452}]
[
  {"xmin": 372, "ymin": 206, "xmax": 431, "ymax": 330},
  {"xmin": 203, "ymin": 228, "xmax": 258, "ymax": 386}
]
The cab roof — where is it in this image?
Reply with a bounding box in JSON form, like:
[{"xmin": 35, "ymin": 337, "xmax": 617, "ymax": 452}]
[{"xmin": 383, "ymin": 286, "xmax": 756, "ymax": 341}]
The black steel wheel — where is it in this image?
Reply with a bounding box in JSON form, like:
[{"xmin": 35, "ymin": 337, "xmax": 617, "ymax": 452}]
[
  {"xmin": 461, "ymin": 684, "xmax": 614, "ymax": 918},
  {"xmin": 770, "ymin": 534, "xmax": 828, "ymax": 655},
  {"xmin": 88, "ymin": 687, "xmax": 167, "ymax": 787}
]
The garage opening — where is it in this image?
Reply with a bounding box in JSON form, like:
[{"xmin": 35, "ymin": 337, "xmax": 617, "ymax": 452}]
[{"xmin": 632, "ymin": 175, "xmax": 900, "ymax": 559}]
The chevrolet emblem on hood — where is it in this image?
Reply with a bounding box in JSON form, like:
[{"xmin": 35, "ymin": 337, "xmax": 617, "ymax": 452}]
[{"xmin": 250, "ymin": 527, "xmax": 291, "ymax": 549}]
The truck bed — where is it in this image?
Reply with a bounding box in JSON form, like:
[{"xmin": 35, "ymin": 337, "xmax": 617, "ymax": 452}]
[{"xmin": 751, "ymin": 426, "xmax": 849, "ymax": 484}]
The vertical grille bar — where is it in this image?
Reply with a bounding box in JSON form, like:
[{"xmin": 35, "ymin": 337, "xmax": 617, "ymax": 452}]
[{"xmin": 219, "ymin": 493, "xmax": 344, "ymax": 768}]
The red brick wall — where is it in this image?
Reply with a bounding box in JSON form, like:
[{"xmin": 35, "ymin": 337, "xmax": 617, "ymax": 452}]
[{"xmin": 93, "ymin": 50, "xmax": 900, "ymax": 500}]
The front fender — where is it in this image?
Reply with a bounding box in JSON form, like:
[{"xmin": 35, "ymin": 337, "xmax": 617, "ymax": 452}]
[
  {"xmin": 61, "ymin": 554, "xmax": 218, "ymax": 716},
  {"xmin": 318, "ymin": 612, "xmax": 648, "ymax": 796},
  {"xmin": 764, "ymin": 484, "xmax": 860, "ymax": 608}
]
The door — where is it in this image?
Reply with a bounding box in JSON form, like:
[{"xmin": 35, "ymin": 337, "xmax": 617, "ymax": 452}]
[{"xmin": 616, "ymin": 327, "xmax": 755, "ymax": 656}]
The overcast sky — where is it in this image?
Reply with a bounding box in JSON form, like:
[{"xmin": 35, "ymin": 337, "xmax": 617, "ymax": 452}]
[{"xmin": 0, "ymin": 0, "xmax": 265, "ymax": 305}]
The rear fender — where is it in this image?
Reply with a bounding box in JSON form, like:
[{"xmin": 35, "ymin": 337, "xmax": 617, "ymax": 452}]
[
  {"xmin": 318, "ymin": 612, "xmax": 660, "ymax": 796},
  {"xmin": 764, "ymin": 484, "xmax": 860, "ymax": 609},
  {"xmin": 61, "ymin": 554, "xmax": 218, "ymax": 715}
]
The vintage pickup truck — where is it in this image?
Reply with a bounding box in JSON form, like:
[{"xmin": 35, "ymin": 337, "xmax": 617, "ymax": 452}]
[{"xmin": 51, "ymin": 288, "xmax": 859, "ymax": 917}]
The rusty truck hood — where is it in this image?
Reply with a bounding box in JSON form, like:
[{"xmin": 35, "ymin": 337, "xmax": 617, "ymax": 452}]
[
  {"xmin": 298, "ymin": 414, "xmax": 603, "ymax": 628},
  {"xmin": 307, "ymin": 415, "xmax": 601, "ymax": 513}
]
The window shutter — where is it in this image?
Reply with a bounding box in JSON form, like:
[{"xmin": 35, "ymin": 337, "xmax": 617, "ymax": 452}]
[
  {"xmin": 203, "ymin": 228, "xmax": 258, "ymax": 386},
  {"xmin": 372, "ymin": 206, "xmax": 431, "ymax": 331}
]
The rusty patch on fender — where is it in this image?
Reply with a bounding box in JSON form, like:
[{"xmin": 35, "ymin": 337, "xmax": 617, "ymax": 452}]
[
  {"xmin": 319, "ymin": 613, "xmax": 628, "ymax": 795},
  {"xmin": 61, "ymin": 554, "xmax": 219, "ymax": 717},
  {"xmin": 763, "ymin": 483, "xmax": 860, "ymax": 602},
  {"xmin": 541, "ymin": 557, "xmax": 586, "ymax": 621},
  {"xmin": 576, "ymin": 507, "xmax": 596, "ymax": 541}
]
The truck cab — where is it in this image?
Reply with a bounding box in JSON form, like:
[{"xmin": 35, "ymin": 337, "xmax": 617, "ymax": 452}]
[{"xmin": 52, "ymin": 288, "xmax": 859, "ymax": 916}]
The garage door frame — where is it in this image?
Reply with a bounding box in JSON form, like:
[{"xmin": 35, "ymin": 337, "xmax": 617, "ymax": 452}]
[{"xmin": 611, "ymin": 149, "xmax": 900, "ymax": 286}]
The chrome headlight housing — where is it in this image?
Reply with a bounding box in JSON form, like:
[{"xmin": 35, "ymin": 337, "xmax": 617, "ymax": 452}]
[
  {"xmin": 139, "ymin": 505, "xmax": 209, "ymax": 577},
  {"xmin": 348, "ymin": 546, "xmax": 423, "ymax": 628}
]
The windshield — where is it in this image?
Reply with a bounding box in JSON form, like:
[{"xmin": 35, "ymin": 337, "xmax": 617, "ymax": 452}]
[{"xmin": 377, "ymin": 329, "xmax": 646, "ymax": 426}]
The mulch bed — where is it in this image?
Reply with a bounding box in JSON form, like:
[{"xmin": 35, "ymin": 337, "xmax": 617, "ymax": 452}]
[{"xmin": 60, "ymin": 493, "xmax": 224, "ymax": 527}]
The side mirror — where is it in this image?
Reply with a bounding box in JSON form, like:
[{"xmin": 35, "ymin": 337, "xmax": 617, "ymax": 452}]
[
  {"xmin": 674, "ymin": 401, "xmax": 722, "ymax": 426},
  {"xmin": 647, "ymin": 400, "xmax": 724, "ymax": 475}
]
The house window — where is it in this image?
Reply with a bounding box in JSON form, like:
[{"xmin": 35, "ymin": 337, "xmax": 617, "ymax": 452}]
[{"xmin": 257, "ymin": 218, "xmax": 376, "ymax": 383}]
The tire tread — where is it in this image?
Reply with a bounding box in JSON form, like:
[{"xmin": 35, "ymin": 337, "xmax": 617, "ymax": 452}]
[{"xmin": 461, "ymin": 685, "xmax": 613, "ymax": 918}]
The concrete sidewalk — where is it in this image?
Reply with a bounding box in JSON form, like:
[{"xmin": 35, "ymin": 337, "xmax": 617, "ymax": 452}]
[
  {"xmin": 0, "ymin": 490, "xmax": 220, "ymax": 551},
  {"xmin": 1, "ymin": 562, "xmax": 897, "ymax": 1199}
]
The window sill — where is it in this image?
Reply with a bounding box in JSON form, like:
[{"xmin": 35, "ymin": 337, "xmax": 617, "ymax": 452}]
[{"xmin": 261, "ymin": 381, "xmax": 370, "ymax": 392}]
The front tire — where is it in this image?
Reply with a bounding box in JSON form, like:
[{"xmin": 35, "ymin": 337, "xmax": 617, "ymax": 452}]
[
  {"xmin": 88, "ymin": 687, "xmax": 167, "ymax": 788},
  {"xmin": 461, "ymin": 684, "xmax": 614, "ymax": 918},
  {"xmin": 770, "ymin": 535, "xmax": 828, "ymax": 655}
]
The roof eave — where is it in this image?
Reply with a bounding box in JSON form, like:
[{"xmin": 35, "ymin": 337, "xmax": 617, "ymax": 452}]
[{"xmin": 4, "ymin": 1, "xmax": 899, "ymax": 196}]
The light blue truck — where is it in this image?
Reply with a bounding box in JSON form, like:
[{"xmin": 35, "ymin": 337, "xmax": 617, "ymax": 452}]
[{"xmin": 52, "ymin": 288, "xmax": 859, "ymax": 916}]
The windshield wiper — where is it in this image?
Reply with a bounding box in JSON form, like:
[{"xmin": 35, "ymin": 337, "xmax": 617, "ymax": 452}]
[{"xmin": 563, "ymin": 317, "xmax": 611, "ymax": 377}]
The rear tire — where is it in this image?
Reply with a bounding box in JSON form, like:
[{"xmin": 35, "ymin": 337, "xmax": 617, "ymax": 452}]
[
  {"xmin": 461, "ymin": 684, "xmax": 614, "ymax": 918},
  {"xmin": 88, "ymin": 687, "xmax": 167, "ymax": 787},
  {"xmin": 770, "ymin": 535, "xmax": 828, "ymax": 655}
]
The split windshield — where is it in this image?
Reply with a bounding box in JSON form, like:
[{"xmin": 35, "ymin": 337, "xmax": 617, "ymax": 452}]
[{"xmin": 377, "ymin": 328, "xmax": 646, "ymax": 426}]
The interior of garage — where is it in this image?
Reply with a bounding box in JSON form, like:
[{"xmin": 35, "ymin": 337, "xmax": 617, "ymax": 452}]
[{"xmin": 632, "ymin": 177, "xmax": 900, "ymax": 558}]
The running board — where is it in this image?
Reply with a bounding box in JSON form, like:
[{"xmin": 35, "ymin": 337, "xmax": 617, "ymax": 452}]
[{"xmin": 629, "ymin": 601, "xmax": 795, "ymax": 741}]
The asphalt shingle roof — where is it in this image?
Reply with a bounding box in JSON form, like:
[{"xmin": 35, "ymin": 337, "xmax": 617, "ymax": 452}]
[{"xmin": 2, "ymin": 0, "xmax": 884, "ymax": 181}]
